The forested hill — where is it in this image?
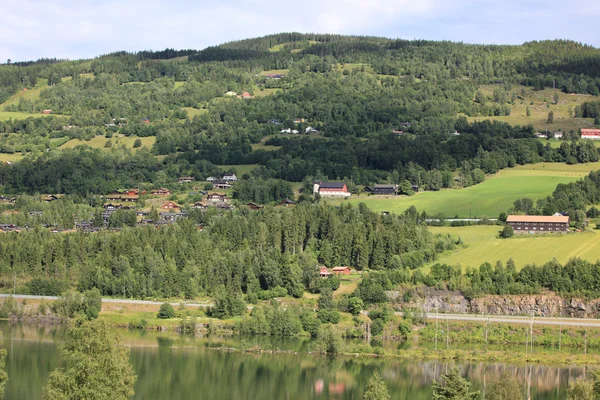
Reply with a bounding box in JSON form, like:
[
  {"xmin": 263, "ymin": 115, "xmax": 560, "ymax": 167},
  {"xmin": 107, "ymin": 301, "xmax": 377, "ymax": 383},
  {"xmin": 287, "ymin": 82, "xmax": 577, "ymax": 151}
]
[{"xmin": 0, "ymin": 33, "xmax": 599, "ymax": 195}]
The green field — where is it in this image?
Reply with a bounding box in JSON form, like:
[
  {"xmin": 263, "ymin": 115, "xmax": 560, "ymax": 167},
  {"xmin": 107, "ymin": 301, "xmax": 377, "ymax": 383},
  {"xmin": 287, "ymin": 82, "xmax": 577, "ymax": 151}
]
[
  {"xmin": 253, "ymin": 88, "xmax": 281, "ymax": 97},
  {"xmin": 329, "ymin": 162, "xmax": 600, "ymax": 218},
  {"xmin": 539, "ymin": 139, "xmax": 600, "ymax": 148},
  {"xmin": 428, "ymin": 225, "xmax": 600, "ymax": 271},
  {"xmin": 467, "ymin": 85, "xmax": 596, "ymax": 132},
  {"xmin": 181, "ymin": 107, "xmax": 207, "ymax": 118},
  {"xmin": 259, "ymin": 69, "xmax": 289, "ymax": 76},
  {"xmin": 218, "ymin": 164, "xmax": 260, "ymax": 176},
  {"xmin": 60, "ymin": 135, "xmax": 156, "ymax": 150}
]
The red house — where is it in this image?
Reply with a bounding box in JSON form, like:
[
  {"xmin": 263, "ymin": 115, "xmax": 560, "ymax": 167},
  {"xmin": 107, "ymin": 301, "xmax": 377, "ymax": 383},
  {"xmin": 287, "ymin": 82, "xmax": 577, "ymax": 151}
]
[
  {"xmin": 581, "ymin": 128, "xmax": 600, "ymax": 139},
  {"xmin": 319, "ymin": 267, "xmax": 330, "ymax": 277},
  {"xmin": 314, "ymin": 182, "xmax": 350, "ymax": 198},
  {"xmin": 332, "ymin": 267, "xmax": 351, "ymax": 275},
  {"xmin": 241, "ymin": 92, "xmax": 253, "ymax": 99}
]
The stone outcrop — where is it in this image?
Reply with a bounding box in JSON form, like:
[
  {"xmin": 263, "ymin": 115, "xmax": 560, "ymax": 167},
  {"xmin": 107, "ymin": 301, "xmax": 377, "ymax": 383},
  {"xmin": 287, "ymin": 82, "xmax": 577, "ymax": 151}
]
[{"xmin": 392, "ymin": 288, "xmax": 600, "ymax": 318}]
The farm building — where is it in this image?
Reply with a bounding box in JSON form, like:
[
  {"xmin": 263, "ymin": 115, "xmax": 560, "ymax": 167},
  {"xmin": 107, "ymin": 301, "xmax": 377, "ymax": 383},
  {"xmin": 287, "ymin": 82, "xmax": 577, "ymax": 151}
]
[
  {"xmin": 319, "ymin": 267, "xmax": 331, "ymax": 277},
  {"xmin": 581, "ymin": 128, "xmax": 600, "ymax": 139},
  {"xmin": 178, "ymin": 176, "xmax": 195, "ymax": 184},
  {"xmin": 313, "ymin": 182, "xmax": 350, "ymax": 197},
  {"xmin": 506, "ymin": 215, "xmax": 570, "ymax": 234},
  {"xmin": 42, "ymin": 109, "xmax": 52, "ymax": 114},
  {"xmin": 332, "ymin": 267, "xmax": 351, "ymax": 275},
  {"xmin": 372, "ymin": 184, "xmax": 396, "ymax": 195}
]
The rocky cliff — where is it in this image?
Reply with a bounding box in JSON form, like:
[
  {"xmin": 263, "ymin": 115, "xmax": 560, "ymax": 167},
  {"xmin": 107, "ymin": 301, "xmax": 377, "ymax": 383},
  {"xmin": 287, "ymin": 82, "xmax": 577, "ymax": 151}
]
[{"xmin": 390, "ymin": 288, "xmax": 600, "ymax": 318}]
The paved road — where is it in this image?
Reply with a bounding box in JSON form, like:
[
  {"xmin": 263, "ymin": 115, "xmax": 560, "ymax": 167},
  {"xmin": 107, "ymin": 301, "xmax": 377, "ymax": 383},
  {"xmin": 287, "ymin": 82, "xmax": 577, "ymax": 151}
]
[
  {"xmin": 0, "ymin": 294, "xmax": 212, "ymax": 308},
  {"xmin": 423, "ymin": 312, "xmax": 600, "ymax": 328},
  {"xmin": 3, "ymin": 293, "xmax": 600, "ymax": 326}
]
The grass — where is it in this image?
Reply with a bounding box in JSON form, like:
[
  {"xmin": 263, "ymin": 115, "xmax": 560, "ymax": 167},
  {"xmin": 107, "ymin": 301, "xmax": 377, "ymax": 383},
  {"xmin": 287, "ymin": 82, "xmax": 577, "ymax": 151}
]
[
  {"xmin": 253, "ymin": 88, "xmax": 281, "ymax": 97},
  {"xmin": 466, "ymin": 85, "xmax": 596, "ymax": 132},
  {"xmin": 539, "ymin": 139, "xmax": 600, "ymax": 148},
  {"xmin": 181, "ymin": 107, "xmax": 207, "ymax": 118},
  {"xmin": 428, "ymin": 225, "xmax": 600, "ymax": 271},
  {"xmin": 0, "ymin": 153, "xmax": 26, "ymax": 162},
  {"xmin": 59, "ymin": 135, "xmax": 156, "ymax": 151},
  {"xmin": 259, "ymin": 69, "xmax": 289, "ymax": 76},
  {"xmin": 328, "ymin": 162, "xmax": 599, "ymax": 218},
  {"xmin": 218, "ymin": 164, "xmax": 260, "ymax": 176},
  {"xmin": 0, "ymin": 111, "xmax": 59, "ymax": 121},
  {"xmin": 251, "ymin": 135, "xmax": 281, "ymax": 151}
]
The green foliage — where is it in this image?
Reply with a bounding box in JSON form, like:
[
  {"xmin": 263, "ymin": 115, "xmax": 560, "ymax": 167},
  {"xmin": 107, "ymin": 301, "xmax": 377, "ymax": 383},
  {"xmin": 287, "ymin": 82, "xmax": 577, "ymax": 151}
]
[
  {"xmin": 133, "ymin": 138, "xmax": 142, "ymax": 148},
  {"xmin": 370, "ymin": 319, "xmax": 384, "ymax": 336},
  {"xmin": 53, "ymin": 291, "xmax": 102, "ymax": 320},
  {"xmin": 157, "ymin": 303, "xmax": 175, "ymax": 319},
  {"xmin": 347, "ymin": 297, "xmax": 364, "ymax": 316},
  {"xmin": 567, "ymin": 378, "xmax": 594, "ymax": 400},
  {"xmin": 432, "ymin": 366, "xmax": 479, "ymax": 400},
  {"xmin": 42, "ymin": 318, "xmax": 136, "ymax": 400},
  {"xmin": 363, "ymin": 371, "xmax": 390, "ymax": 400},
  {"xmin": 0, "ymin": 334, "xmax": 7, "ymax": 399},
  {"xmin": 27, "ymin": 277, "xmax": 68, "ymax": 296},
  {"xmin": 485, "ymin": 372, "xmax": 521, "ymax": 400},
  {"xmin": 315, "ymin": 324, "xmax": 342, "ymax": 354},
  {"xmin": 499, "ymin": 224, "xmax": 514, "ymax": 238}
]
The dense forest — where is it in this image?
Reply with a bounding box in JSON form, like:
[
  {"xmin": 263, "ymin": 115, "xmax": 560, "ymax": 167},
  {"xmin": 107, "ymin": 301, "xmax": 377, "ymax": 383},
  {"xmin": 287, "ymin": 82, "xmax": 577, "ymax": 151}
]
[
  {"xmin": 1, "ymin": 33, "xmax": 600, "ymax": 194},
  {"xmin": 0, "ymin": 204, "xmax": 458, "ymax": 304}
]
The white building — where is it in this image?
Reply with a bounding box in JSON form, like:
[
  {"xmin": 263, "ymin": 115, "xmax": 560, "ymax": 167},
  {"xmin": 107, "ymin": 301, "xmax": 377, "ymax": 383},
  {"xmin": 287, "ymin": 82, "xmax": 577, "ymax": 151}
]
[{"xmin": 223, "ymin": 174, "xmax": 238, "ymax": 182}]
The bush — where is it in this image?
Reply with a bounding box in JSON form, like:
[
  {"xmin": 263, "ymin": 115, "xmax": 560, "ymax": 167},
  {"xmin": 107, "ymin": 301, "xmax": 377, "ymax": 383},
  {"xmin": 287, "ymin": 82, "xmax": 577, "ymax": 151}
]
[
  {"xmin": 157, "ymin": 303, "xmax": 175, "ymax": 319},
  {"xmin": 133, "ymin": 138, "xmax": 142, "ymax": 148},
  {"xmin": 317, "ymin": 309, "xmax": 341, "ymax": 324},
  {"xmin": 347, "ymin": 297, "xmax": 364, "ymax": 316},
  {"xmin": 370, "ymin": 319, "xmax": 384, "ymax": 336},
  {"xmin": 499, "ymin": 225, "xmax": 514, "ymax": 238}
]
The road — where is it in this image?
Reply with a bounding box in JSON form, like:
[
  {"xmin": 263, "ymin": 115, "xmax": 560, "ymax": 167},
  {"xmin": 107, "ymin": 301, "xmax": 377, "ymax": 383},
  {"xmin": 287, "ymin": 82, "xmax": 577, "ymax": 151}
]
[
  {"xmin": 423, "ymin": 312, "xmax": 600, "ymax": 328},
  {"xmin": 0, "ymin": 294, "xmax": 212, "ymax": 308},
  {"xmin": 3, "ymin": 293, "xmax": 600, "ymax": 326}
]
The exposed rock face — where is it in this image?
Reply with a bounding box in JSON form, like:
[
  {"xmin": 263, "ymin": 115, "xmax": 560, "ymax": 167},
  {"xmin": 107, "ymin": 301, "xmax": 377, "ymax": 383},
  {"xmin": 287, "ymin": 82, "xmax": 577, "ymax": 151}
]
[{"xmin": 393, "ymin": 288, "xmax": 600, "ymax": 317}]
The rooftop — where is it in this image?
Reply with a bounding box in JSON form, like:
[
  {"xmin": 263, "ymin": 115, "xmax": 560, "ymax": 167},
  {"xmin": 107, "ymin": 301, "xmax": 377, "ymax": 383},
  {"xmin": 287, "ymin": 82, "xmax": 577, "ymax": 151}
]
[{"xmin": 507, "ymin": 215, "xmax": 570, "ymax": 223}]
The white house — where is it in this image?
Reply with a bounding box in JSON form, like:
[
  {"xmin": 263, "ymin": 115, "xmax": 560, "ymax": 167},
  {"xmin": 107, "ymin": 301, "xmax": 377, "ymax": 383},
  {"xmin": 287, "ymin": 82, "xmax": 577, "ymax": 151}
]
[
  {"xmin": 306, "ymin": 126, "xmax": 318, "ymax": 134},
  {"xmin": 280, "ymin": 128, "xmax": 292, "ymax": 134},
  {"xmin": 223, "ymin": 174, "xmax": 238, "ymax": 182},
  {"xmin": 206, "ymin": 176, "xmax": 217, "ymax": 182},
  {"xmin": 224, "ymin": 91, "xmax": 237, "ymax": 96}
]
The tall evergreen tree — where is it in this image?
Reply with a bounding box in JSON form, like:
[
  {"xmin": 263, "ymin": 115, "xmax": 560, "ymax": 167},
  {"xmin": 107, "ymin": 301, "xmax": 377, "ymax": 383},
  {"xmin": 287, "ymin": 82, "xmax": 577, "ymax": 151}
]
[
  {"xmin": 364, "ymin": 371, "xmax": 390, "ymax": 400},
  {"xmin": 432, "ymin": 367, "xmax": 479, "ymax": 400}
]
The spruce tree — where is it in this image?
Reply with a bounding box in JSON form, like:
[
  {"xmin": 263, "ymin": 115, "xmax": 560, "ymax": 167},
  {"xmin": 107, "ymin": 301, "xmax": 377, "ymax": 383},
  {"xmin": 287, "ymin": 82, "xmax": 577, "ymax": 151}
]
[
  {"xmin": 364, "ymin": 371, "xmax": 390, "ymax": 400},
  {"xmin": 432, "ymin": 367, "xmax": 479, "ymax": 400}
]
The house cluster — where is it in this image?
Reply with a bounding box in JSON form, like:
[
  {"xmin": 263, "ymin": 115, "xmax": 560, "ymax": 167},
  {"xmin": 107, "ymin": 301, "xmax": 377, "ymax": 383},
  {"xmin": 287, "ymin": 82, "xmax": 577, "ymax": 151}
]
[
  {"xmin": 206, "ymin": 174, "xmax": 238, "ymax": 189},
  {"xmin": 536, "ymin": 131, "xmax": 564, "ymax": 139},
  {"xmin": 319, "ymin": 266, "xmax": 352, "ymax": 277},
  {"xmin": 506, "ymin": 215, "xmax": 570, "ymax": 234},
  {"xmin": 224, "ymin": 91, "xmax": 253, "ymax": 99},
  {"xmin": 313, "ymin": 181, "xmax": 351, "ymax": 198},
  {"xmin": 280, "ymin": 126, "xmax": 319, "ymax": 134}
]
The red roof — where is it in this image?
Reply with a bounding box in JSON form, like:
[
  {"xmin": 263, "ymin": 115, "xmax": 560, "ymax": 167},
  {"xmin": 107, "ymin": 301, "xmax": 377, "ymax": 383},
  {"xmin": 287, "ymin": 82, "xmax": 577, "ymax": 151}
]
[{"xmin": 582, "ymin": 129, "xmax": 600, "ymax": 136}]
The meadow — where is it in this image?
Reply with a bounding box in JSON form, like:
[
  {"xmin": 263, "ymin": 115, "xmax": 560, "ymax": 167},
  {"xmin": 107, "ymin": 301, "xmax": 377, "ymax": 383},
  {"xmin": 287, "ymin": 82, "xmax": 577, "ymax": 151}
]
[
  {"xmin": 59, "ymin": 135, "xmax": 156, "ymax": 150},
  {"xmin": 428, "ymin": 225, "xmax": 600, "ymax": 271},
  {"xmin": 466, "ymin": 85, "xmax": 595, "ymax": 132},
  {"xmin": 329, "ymin": 162, "xmax": 600, "ymax": 218},
  {"xmin": 218, "ymin": 164, "xmax": 260, "ymax": 176}
]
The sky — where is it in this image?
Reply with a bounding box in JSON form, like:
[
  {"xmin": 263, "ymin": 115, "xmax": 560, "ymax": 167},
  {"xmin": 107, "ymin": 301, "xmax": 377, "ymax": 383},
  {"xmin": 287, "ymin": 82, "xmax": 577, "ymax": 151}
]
[{"xmin": 1, "ymin": 0, "xmax": 599, "ymax": 62}]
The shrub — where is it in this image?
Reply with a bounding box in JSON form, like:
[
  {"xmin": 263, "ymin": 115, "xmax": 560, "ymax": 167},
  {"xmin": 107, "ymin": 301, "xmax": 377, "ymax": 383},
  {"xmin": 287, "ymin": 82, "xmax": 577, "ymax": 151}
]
[
  {"xmin": 133, "ymin": 138, "xmax": 142, "ymax": 148},
  {"xmin": 499, "ymin": 224, "xmax": 514, "ymax": 238},
  {"xmin": 157, "ymin": 303, "xmax": 175, "ymax": 319},
  {"xmin": 370, "ymin": 319, "xmax": 384, "ymax": 336}
]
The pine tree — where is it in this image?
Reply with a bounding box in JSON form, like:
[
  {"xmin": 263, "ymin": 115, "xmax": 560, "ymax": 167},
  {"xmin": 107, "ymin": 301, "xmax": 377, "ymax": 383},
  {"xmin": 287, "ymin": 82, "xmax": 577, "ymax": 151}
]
[
  {"xmin": 432, "ymin": 367, "xmax": 479, "ymax": 400},
  {"xmin": 364, "ymin": 371, "xmax": 390, "ymax": 400},
  {"xmin": 42, "ymin": 318, "xmax": 136, "ymax": 400}
]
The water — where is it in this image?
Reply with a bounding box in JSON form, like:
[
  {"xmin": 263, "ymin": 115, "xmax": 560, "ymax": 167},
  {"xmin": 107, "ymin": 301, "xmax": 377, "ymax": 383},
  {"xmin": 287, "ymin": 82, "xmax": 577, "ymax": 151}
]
[{"xmin": 2, "ymin": 322, "xmax": 588, "ymax": 399}]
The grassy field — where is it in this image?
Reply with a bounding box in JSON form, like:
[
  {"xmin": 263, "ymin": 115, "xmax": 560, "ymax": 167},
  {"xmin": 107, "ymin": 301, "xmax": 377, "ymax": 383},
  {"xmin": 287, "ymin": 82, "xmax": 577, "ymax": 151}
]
[
  {"xmin": 218, "ymin": 164, "xmax": 260, "ymax": 176},
  {"xmin": 0, "ymin": 153, "xmax": 26, "ymax": 162},
  {"xmin": 253, "ymin": 88, "xmax": 281, "ymax": 97},
  {"xmin": 539, "ymin": 139, "xmax": 600, "ymax": 148},
  {"xmin": 329, "ymin": 162, "xmax": 600, "ymax": 218},
  {"xmin": 428, "ymin": 225, "xmax": 600, "ymax": 271},
  {"xmin": 467, "ymin": 85, "xmax": 596, "ymax": 132},
  {"xmin": 60, "ymin": 135, "xmax": 156, "ymax": 150},
  {"xmin": 259, "ymin": 69, "xmax": 289, "ymax": 76},
  {"xmin": 181, "ymin": 107, "xmax": 207, "ymax": 118}
]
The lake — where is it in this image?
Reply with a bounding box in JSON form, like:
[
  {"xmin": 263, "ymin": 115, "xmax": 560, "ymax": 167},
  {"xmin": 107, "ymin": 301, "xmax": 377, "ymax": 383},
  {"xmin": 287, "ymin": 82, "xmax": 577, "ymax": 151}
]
[{"xmin": 2, "ymin": 322, "xmax": 589, "ymax": 399}]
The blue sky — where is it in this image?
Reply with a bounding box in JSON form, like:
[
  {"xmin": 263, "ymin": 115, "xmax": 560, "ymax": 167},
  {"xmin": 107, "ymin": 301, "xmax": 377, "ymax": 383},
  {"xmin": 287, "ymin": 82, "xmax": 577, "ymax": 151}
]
[{"xmin": 2, "ymin": 0, "xmax": 599, "ymax": 62}]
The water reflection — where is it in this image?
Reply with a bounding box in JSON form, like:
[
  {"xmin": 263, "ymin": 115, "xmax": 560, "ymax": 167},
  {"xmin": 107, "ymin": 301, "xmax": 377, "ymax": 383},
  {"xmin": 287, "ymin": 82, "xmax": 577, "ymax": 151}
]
[{"xmin": 1, "ymin": 322, "xmax": 587, "ymax": 399}]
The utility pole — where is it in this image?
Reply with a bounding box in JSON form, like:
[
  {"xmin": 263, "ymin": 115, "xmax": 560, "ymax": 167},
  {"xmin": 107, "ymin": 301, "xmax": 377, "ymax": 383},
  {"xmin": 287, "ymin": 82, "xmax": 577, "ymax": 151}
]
[
  {"xmin": 435, "ymin": 308, "xmax": 438, "ymax": 351},
  {"xmin": 559, "ymin": 323, "xmax": 562, "ymax": 352}
]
